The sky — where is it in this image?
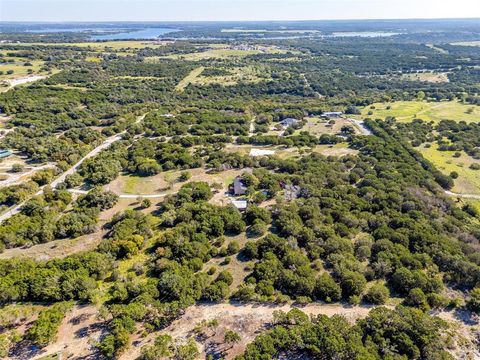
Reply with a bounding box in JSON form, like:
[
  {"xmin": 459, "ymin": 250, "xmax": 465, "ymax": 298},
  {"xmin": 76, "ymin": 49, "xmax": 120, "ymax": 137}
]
[{"xmin": 1, "ymin": 0, "xmax": 479, "ymax": 22}]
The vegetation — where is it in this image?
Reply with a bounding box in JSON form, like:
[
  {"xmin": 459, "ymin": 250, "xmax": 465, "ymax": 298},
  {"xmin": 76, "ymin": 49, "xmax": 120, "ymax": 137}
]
[{"xmin": 0, "ymin": 19, "xmax": 479, "ymax": 358}]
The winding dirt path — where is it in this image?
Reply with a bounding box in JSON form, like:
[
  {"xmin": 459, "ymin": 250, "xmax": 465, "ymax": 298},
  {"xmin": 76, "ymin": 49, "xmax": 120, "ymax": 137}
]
[
  {"xmin": 0, "ymin": 113, "xmax": 147, "ymax": 223},
  {"xmin": 445, "ymin": 191, "xmax": 480, "ymax": 200}
]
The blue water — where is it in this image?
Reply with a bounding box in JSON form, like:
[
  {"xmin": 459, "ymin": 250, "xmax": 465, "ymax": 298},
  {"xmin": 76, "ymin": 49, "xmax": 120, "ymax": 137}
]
[
  {"xmin": 28, "ymin": 27, "xmax": 178, "ymax": 40},
  {"xmin": 91, "ymin": 27, "xmax": 178, "ymax": 40}
]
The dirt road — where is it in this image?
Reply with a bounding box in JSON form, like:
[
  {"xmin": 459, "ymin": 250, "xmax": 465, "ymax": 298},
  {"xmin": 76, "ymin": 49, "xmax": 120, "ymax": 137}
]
[
  {"xmin": 0, "ymin": 113, "xmax": 147, "ymax": 224},
  {"xmin": 445, "ymin": 191, "xmax": 480, "ymax": 200}
]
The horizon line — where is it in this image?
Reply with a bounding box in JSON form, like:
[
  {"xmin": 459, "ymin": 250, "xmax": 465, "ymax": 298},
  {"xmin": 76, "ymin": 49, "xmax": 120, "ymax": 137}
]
[{"xmin": 1, "ymin": 17, "xmax": 480, "ymax": 24}]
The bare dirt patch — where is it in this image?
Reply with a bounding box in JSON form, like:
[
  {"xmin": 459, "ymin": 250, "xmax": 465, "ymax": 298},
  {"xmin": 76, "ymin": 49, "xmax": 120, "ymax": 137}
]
[
  {"xmin": 121, "ymin": 302, "xmax": 376, "ymax": 360},
  {"xmin": 20, "ymin": 305, "xmax": 106, "ymax": 360}
]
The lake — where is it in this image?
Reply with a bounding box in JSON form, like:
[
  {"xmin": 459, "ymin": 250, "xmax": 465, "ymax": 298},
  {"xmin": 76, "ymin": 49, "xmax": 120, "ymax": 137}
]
[
  {"xmin": 28, "ymin": 27, "xmax": 178, "ymax": 40},
  {"xmin": 91, "ymin": 27, "xmax": 178, "ymax": 40}
]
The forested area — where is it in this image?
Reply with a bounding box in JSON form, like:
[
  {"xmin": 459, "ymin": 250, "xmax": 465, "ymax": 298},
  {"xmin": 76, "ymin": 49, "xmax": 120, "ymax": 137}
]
[{"xmin": 0, "ymin": 20, "xmax": 479, "ymax": 359}]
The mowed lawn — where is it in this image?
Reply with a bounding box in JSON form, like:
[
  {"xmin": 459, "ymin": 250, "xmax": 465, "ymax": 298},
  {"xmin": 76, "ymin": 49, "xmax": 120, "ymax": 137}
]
[
  {"xmin": 420, "ymin": 143, "xmax": 480, "ymax": 194},
  {"xmin": 361, "ymin": 100, "xmax": 480, "ymax": 123},
  {"xmin": 0, "ymin": 59, "xmax": 45, "ymax": 80}
]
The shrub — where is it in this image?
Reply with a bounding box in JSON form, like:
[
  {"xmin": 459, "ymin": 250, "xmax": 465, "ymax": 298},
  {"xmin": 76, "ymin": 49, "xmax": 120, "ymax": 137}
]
[{"xmin": 363, "ymin": 284, "xmax": 389, "ymax": 305}]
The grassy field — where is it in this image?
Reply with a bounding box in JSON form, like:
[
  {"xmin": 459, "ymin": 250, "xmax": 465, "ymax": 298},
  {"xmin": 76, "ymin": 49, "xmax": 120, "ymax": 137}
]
[
  {"xmin": 425, "ymin": 44, "xmax": 449, "ymax": 54},
  {"xmin": 313, "ymin": 143, "xmax": 359, "ymax": 157},
  {"xmin": 192, "ymin": 65, "xmax": 270, "ymax": 86},
  {"xmin": 420, "ymin": 143, "xmax": 480, "ymax": 194},
  {"xmin": 109, "ymin": 168, "xmax": 243, "ymax": 195},
  {"xmin": 1, "ymin": 40, "xmax": 168, "ymax": 50},
  {"xmin": 295, "ymin": 117, "xmax": 363, "ymax": 136},
  {"xmin": 221, "ymin": 29, "xmax": 320, "ymax": 34},
  {"xmin": 164, "ymin": 45, "xmax": 294, "ymax": 61},
  {"xmin": 401, "ymin": 72, "xmax": 449, "ymax": 83},
  {"xmin": 175, "ymin": 66, "xmax": 205, "ymax": 91},
  {"xmin": 0, "ymin": 59, "xmax": 45, "ymax": 80},
  {"xmin": 451, "ymin": 41, "xmax": 480, "ymax": 47},
  {"xmin": 360, "ymin": 100, "xmax": 480, "ymax": 123}
]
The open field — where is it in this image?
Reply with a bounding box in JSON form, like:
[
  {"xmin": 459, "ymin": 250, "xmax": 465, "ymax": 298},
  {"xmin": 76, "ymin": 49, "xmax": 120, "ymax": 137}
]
[
  {"xmin": 401, "ymin": 72, "xmax": 449, "ymax": 83},
  {"xmin": 191, "ymin": 65, "xmax": 271, "ymax": 86},
  {"xmin": 175, "ymin": 66, "xmax": 205, "ymax": 91},
  {"xmin": 108, "ymin": 168, "xmax": 243, "ymax": 196},
  {"xmin": 221, "ymin": 29, "xmax": 320, "ymax": 34},
  {"xmin": 0, "ymin": 59, "xmax": 45, "ymax": 80},
  {"xmin": 419, "ymin": 143, "xmax": 480, "ymax": 194},
  {"xmin": 296, "ymin": 117, "xmax": 363, "ymax": 136},
  {"xmin": 451, "ymin": 41, "xmax": 480, "ymax": 47},
  {"xmin": 313, "ymin": 143, "xmax": 359, "ymax": 157},
  {"xmin": 360, "ymin": 100, "xmax": 480, "ymax": 123},
  {"xmin": 163, "ymin": 45, "xmax": 294, "ymax": 61},
  {"xmin": 426, "ymin": 44, "xmax": 449, "ymax": 54},
  {"xmin": 1, "ymin": 40, "xmax": 169, "ymax": 50}
]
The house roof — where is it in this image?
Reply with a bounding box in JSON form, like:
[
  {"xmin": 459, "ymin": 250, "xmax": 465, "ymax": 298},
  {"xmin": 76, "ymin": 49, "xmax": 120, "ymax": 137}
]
[{"xmin": 231, "ymin": 200, "xmax": 248, "ymax": 210}]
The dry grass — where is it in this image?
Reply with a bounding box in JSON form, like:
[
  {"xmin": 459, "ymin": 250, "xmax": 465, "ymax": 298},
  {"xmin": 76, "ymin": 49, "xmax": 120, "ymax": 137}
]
[
  {"xmin": 175, "ymin": 66, "xmax": 205, "ymax": 92},
  {"xmin": 163, "ymin": 45, "xmax": 293, "ymax": 61},
  {"xmin": 296, "ymin": 117, "xmax": 362, "ymax": 136},
  {"xmin": 0, "ymin": 59, "xmax": 45, "ymax": 80},
  {"xmin": 401, "ymin": 72, "xmax": 449, "ymax": 83},
  {"xmin": 191, "ymin": 65, "xmax": 271, "ymax": 86}
]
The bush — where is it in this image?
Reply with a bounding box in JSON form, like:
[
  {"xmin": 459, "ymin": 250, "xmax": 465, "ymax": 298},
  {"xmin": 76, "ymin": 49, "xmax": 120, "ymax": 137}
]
[
  {"xmin": 227, "ymin": 241, "xmax": 240, "ymax": 255},
  {"xmin": 363, "ymin": 284, "xmax": 389, "ymax": 305},
  {"xmin": 10, "ymin": 164, "xmax": 24, "ymax": 173},
  {"xmin": 467, "ymin": 287, "xmax": 480, "ymax": 313},
  {"xmin": 404, "ymin": 288, "xmax": 429, "ymax": 311},
  {"xmin": 314, "ymin": 273, "xmax": 341, "ymax": 302},
  {"xmin": 179, "ymin": 171, "xmax": 192, "ymax": 182},
  {"xmin": 340, "ymin": 271, "xmax": 366, "ymax": 298}
]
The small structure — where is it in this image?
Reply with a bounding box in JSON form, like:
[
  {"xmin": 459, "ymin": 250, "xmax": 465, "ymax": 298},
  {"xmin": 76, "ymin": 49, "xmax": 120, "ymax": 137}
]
[
  {"xmin": 233, "ymin": 176, "xmax": 248, "ymax": 196},
  {"xmin": 280, "ymin": 118, "xmax": 299, "ymax": 128},
  {"xmin": 249, "ymin": 148, "xmax": 276, "ymax": 157},
  {"xmin": 322, "ymin": 112, "xmax": 343, "ymax": 119},
  {"xmin": 0, "ymin": 149, "xmax": 12, "ymax": 159},
  {"xmin": 231, "ymin": 199, "xmax": 248, "ymax": 211}
]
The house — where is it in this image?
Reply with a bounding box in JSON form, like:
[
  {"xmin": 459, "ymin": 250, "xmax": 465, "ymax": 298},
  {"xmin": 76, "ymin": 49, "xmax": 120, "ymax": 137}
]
[
  {"xmin": 280, "ymin": 118, "xmax": 299, "ymax": 128},
  {"xmin": 231, "ymin": 199, "xmax": 248, "ymax": 211},
  {"xmin": 233, "ymin": 176, "xmax": 248, "ymax": 196},
  {"xmin": 0, "ymin": 149, "xmax": 12, "ymax": 159},
  {"xmin": 249, "ymin": 148, "xmax": 275, "ymax": 157},
  {"xmin": 322, "ymin": 112, "xmax": 343, "ymax": 119}
]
